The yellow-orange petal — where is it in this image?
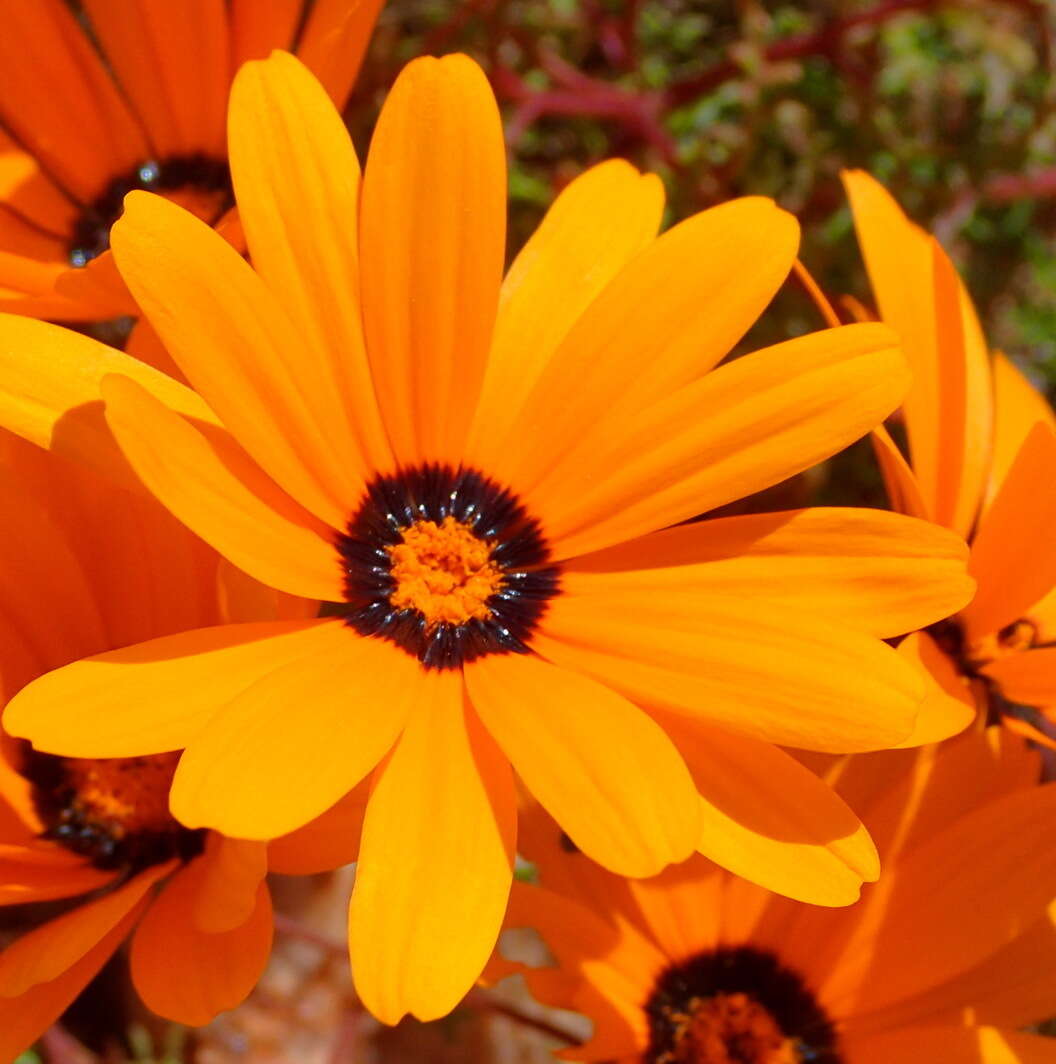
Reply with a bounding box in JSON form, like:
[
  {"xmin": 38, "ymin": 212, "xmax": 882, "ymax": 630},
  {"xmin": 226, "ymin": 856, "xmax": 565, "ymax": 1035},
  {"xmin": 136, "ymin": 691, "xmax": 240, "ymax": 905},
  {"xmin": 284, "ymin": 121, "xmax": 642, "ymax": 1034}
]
[
  {"xmin": 193, "ymin": 835, "xmax": 268, "ymax": 934},
  {"xmin": 982, "ymin": 649, "xmax": 1056, "ymax": 708},
  {"xmin": 111, "ymin": 190, "xmax": 361, "ymax": 526},
  {"xmin": 530, "ymin": 322, "xmax": 909, "ymax": 560},
  {"xmin": 467, "ymin": 160, "xmax": 664, "ymax": 466},
  {"xmin": 102, "ymin": 373, "xmax": 341, "ymax": 602},
  {"xmin": 871, "ymin": 424, "xmax": 928, "ymax": 520},
  {"xmin": 267, "ymin": 780, "xmax": 368, "ymax": 875},
  {"xmin": 962, "ymin": 422, "xmax": 1056, "ymax": 640},
  {"xmin": 823, "ymin": 782, "xmax": 1056, "ymax": 1016},
  {"xmin": 535, "ymin": 593, "xmax": 921, "ymax": 753},
  {"xmin": 0, "ymin": 314, "xmax": 212, "ymax": 491},
  {"xmin": 493, "ymin": 198, "xmax": 799, "ymax": 493},
  {"xmin": 0, "ymin": 896, "xmax": 143, "ymax": 1062},
  {"xmin": 892, "ymin": 632, "xmax": 976, "ymax": 747},
  {"xmin": 465, "ymin": 652, "xmax": 699, "ymax": 877},
  {"xmin": 350, "ymin": 675, "xmax": 516, "ymax": 1024},
  {"xmin": 987, "ymin": 352, "xmax": 1056, "ymax": 506},
  {"xmin": 3, "ymin": 620, "xmax": 329, "ymax": 757},
  {"xmin": 228, "ymin": 51, "xmax": 392, "ymax": 481},
  {"xmin": 296, "ymin": 0, "xmax": 386, "ymax": 106},
  {"xmin": 170, "ymin": 625, "xmax": 422, "ymax": 839},
  {"xmin": 130, "ymin": 857, "xmax": 273, "ymax": 1026},
  {"xmin": 359, "ymin": 54, "xmax": 505, "ymax": 466},
  {"xmin": 0, "ymin": 862, "xmax": 168, "ymax": 997},
  {"xmin": 650, "ymin": 709, "xmax": 878, "ymax": 906},
  {"xmin": 563, "ymin": 507, "xmax": 972, "ymax": 639}
]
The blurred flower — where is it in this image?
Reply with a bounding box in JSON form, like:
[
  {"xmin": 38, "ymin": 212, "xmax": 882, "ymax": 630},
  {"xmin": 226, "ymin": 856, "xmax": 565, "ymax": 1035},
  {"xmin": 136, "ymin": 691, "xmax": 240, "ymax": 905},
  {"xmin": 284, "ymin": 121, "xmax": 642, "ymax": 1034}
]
[
  {"xmin": 0, "ymin": 51, "xmax": 973, "ymax": 1025},
  {"xmin": 501, "ymin": 727, "xmax": 1056, "ymax": 1063},
  {"xmin": 0, "ymin": 0, "xmax": 383, "ymax": 320},
  {"xmin": 0, "ymin": 430, "xmax": 335, "ymax": 1059},
  {"xmin": 845, "ymin": 171, "xmax": 1056, "ymax": 733}
]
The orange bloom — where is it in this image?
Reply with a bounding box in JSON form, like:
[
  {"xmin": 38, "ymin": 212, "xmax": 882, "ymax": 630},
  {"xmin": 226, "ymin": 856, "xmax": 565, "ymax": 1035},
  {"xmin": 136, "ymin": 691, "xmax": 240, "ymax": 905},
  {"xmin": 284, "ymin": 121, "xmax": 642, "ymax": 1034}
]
[
  {"xmin": 0, "ymin": 53, "xmax": 972, "ymax": 1022},
  {"xmin": 845, "ymin": 171, "xmax": 1056, "ymax": 728},
  {"xmin": 502, "ymin": 728, "xmax": 1056, "ymax": 1063},
  {"xmin": 0, "ymin": 430, "xmax": 342, "ymax": 1060},
  {"xmin": 0, "ymin": 0, "xmax": 383, "ymax": 321}
]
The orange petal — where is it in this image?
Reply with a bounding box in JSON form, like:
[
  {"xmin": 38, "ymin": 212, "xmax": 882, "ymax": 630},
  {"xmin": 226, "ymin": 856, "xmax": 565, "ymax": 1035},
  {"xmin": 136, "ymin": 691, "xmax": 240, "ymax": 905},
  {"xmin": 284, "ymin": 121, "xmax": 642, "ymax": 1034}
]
[
  {"xmin": 267, "ymin": 780, "xmax": 368, "ymax": 875},
  {"xmin": 350, "ymin": 676, "xmax": 516, "ymax": 1024},
  {"xmin": 983, "ymin": 648, "xmax": 1056, "ymax": 708},
  {"xmin": 843, "ymin": 170, "xmax": 993, "ymax": 536},
  {"xmin": 962, "ymin": 422, "xmax": 1056, "ymax": 640},
  {"xmin": 650, "ymin": 709, "xmax": 878, "ymax": 906},
  {"xmin": 0, "ymin": 854, "xmax": 116, "ymax": 906},
  {"xmin": 230, "ymin": 0, "xmax": 301, "ymax": 68},
  {"xmin": 193, "ymin": 834, "xmax": 268, "ymax": 933},
  {"xmin": 3, "ymin": 619, "xmax": 329, "ymax": 757},
  {"xmin": 535, "ymin": 593, "xmax": 921, "ymax": 753},
  {"xmin": 0, "ymin": 0, "xmax": 147, "ymax": 200},
  {"xmin": 987, "ymin": 352, "xmax": 1056, "ymax": 506},
  {"xmin": 824, "ymin": 781, "xmax": 1056, "ymax": 1016},
  {"xmin": 893, "ymin": 632, "xmax": 975, "ymax": 747},
  {"xmin": 0, "ymin": 897, "xmax": 143, "ymax": 1062},
  {"xmin": 0, "ymin": 313, "xmax": 213, "ymax": 492},
  {"xmin": 870, "ymin": 424, "xmax": 929, "ymax": 519},
  {"xmin": 467, "ymin": 159, "xmax": 664, "ymax": 467},
  {"xmin": 465, "ymin": 652, "xmax": 699, "ymax": 877},
  {"xmin": 228, "ymin": 51, "xmax": 392, "ymax": 481},
  {"xmin": 102, "ymin": 373, "xmax": 342, "ymax": 602},
  {"xmin": 563, "ymin": 506, "xmax": 972, "ymax": 639},
  {"xmin": 359, "ymin": 54, "xmax": 505, "ymax": 465},
  {"xmin": 296, "ymin": 0, "xmax": 387, "ymax": 107},
  {"xmin": 530, "ymin": 322, "xmax": 909, "ymax": 560},
  {"xmin": 111, "ymin": 191, "xmax": 361, "ymax": 526},
  {"xmin": 83, "ymin": 0, "xmax": 230, "ymax": 157},
  {"xmin": 130, "ymin": 857, "xmax": 273, "ymax": 1026},
  {"xmin": 170, "ymin": 625, "xmax": 422, "ymax": 839},
  {"xmin": 0, "ymin": 863, "xmax": 168, "ymax": 996},
  {"xmin": 493, "ymin": 198, "xmax": 799, "ymax": 494},
  {"xmin": 840, "ymin": 1025, "xmax": 1056, "ymax": 1064}
]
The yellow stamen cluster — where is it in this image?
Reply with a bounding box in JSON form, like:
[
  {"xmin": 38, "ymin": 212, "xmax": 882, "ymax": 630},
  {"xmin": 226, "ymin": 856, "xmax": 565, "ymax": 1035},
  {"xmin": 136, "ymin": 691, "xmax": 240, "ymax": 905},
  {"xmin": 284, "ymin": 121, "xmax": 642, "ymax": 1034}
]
[
  {"xmin": 663, "ymin": 994, "xmax": 800, "ymax": 1064},
  {"xmin": 387, "ymin": 515, "xmax": 504, "ymax": 626}
]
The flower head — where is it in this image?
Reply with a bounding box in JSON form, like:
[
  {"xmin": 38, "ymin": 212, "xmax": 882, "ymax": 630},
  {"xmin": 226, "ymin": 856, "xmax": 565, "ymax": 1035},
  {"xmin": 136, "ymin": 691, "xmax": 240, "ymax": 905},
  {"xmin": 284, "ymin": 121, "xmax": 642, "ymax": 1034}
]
[
  {"xmin": 845, "ymin": 171, "xmax": 1056, "ymax": 732},
  {"xmin": 0, "ymin": 0, "xmax": 383, "ymax": 320},
  {"xmin": 501, "ymin": 727, "xmax": 1056, "ymax": 1063},
  {"xmin": 0, "ymin": 52, "xmax": 973, "ymax": 1023}
]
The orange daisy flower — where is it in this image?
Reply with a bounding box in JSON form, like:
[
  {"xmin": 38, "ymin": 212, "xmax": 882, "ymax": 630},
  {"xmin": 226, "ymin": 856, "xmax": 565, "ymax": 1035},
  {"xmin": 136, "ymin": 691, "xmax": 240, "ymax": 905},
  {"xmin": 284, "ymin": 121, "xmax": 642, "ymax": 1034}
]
[
  {"xmin": 844, "ymin": 171, "xmax": 1056, "ymax": 729},
  {"xmin": 501, "ymin": 728, "xmax": 1056, "ymax": 1063},
  {"xmin": 0, "ymin": 0, "xmax": 383, "ymax": 321},
  {"xmin": 0, "ymin": 52, "xmax": 972, "ymax": 1022},
  {"xmin": 0, "ymin": 430, "xmax": 348, "ymax": 1060}
]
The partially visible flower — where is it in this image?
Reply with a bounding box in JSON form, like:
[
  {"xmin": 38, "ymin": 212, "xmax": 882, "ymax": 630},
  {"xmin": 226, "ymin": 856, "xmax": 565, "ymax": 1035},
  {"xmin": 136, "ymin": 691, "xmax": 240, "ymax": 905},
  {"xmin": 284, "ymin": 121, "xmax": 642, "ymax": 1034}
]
[
  {"xmin": 501, "ymin": 727, "xmax": 1056, "ymax": 1063},
  {"xmin": 0, "ymin": 52, "xmax": 973, "ymax": 1025},
  {"xmin": 0, "ymin": 429, "xmax": 345, "ymax": 1060},
  {"xmin": 0, "ymin": 0, "xmax": 384, "ymax": 321},
  {"xmin": 844, "ymin": 171, "xmax": 1056, "ymax": 733}
]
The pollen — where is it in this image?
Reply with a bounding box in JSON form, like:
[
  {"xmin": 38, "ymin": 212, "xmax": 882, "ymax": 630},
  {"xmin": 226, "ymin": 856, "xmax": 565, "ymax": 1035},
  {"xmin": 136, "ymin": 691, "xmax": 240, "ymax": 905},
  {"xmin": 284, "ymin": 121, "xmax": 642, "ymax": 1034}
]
[
  {"xmin": 63, "ymin": 753, "xmax": 183, "ymax": 838},
  {"xmin": 387, "ymin": 515, "xmax": 504, "ymax": 627},
  {"xmin": 661, "ymin": 993, "xmax": 800, "ymax": 1064}
]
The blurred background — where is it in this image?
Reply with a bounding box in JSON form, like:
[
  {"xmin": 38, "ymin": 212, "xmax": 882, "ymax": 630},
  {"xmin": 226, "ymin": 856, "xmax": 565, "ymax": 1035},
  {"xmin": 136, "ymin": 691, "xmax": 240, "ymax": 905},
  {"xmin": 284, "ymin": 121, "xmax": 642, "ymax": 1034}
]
[{"xmin": 20, "ymin": 0, "xmax": 1056, "ymax": 1060}]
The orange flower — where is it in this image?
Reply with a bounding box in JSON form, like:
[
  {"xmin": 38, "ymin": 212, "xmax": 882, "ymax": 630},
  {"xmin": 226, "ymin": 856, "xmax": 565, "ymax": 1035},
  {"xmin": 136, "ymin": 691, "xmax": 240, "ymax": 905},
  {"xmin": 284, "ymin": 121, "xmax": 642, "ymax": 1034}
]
[
  {"xmin": 0, "ymin": 430, "xmax": 344, "ymax": 1060},
  {"xmin": 0, "ymin": 52, "xmax": 973, "ymax": 1023},
  {"xmin": 844, "ymin": 171, "xmax": 1056, "ymax": 730},
  {"xmin": 0, "ymin": 0, "xmax": 383, "ymax": 321},
  {"xmin": 501, "ymin": 728, "xmax": 1056, "ymax": 1063}
]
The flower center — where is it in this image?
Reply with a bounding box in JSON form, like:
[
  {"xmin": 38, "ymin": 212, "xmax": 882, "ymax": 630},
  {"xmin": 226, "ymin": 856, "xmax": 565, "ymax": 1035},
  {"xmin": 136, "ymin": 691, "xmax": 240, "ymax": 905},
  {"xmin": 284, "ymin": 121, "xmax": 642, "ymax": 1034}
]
[
  {"xmin": 26, "ymin": 751, "xmax": 205, "ymax": 871},
  {"xmin": 645, "ymin": 948, "xmax": 841, "ymax": 1064},
  {"xmin": 662, "ymin": 993, "xmax": 799, "ymax": 1064},
  {"xmin": 68, "ymin": 154, "xmax": 232, "ymax": 267},
  {"xmin": 336, "ymin": 464, "xmax": 560, "ymax": 669},
  {"xmin": 387, "ymin": 515, "xmax": 505, "ymax": 626}
]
